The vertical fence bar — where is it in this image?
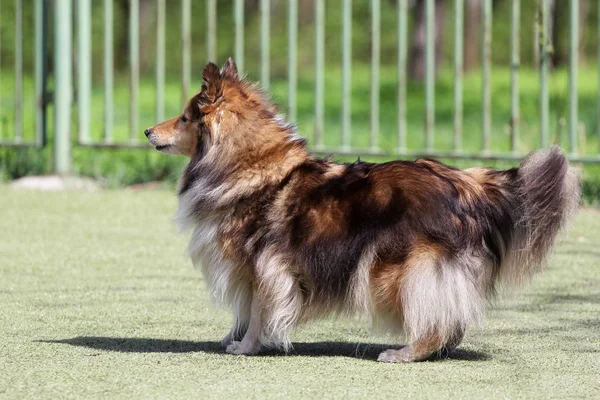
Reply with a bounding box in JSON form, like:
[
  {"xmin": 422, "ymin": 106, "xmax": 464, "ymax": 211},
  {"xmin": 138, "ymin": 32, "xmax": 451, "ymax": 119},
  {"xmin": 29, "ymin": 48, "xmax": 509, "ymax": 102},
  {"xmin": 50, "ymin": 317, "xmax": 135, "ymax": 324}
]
[
  {"xmin": 341, "ymin": 0, "xmax": 352, "ymax": 149},
  {"xmin": 453, "ymin": 0, "xmax": 463, "ymax": 152},
  {"xmin": 181, "ymin": 0, "xmax": 190, "ymax": 106},
  {"xmin": 314, "ymin": 0, "xmax": 324, "ymax": 148},
  {"xmin": 129, "ymin": 0, "xmax": 139, "ymax": 141},
  {"xmin": 34, "ymin": 0, "xmax": 46, "ymax": 146},
  {"xmin": 510, "ymin": 0, "xmax": 520, "ymax": 153},
  {"xmin": 481, "ymin": 0, "xmax": 492, "ymax": 152},
  {"xmin": 207, "ymin": 0, "xmax": 216, "ymax": 62},
  {"xmin": 261, "ymin": 0, "xmax": 270, "ymax": 91},
  {"xmin": 569, "ymin": 0, "xmax": 578, "ymax": 155},
  {"xmin": 0, "ymin": 0, "xmax": 2, "ymax": 139},
  {"xmin": 288, "ymin": 0, "xmax": 297, "ymax": 123},
  {"xmin": 15, "ymin": 0, "xmax": 22, "ymax": 142},
  {"xmin": 370, "ymin": 0, "xmax": 380, "ymax": 150},
  {"xmin": 156, "ymin": 0, "xmax": 165, "ymax": 122},
  {"xmin": 234, "ymin": 0, "xmax": 244, "ymax": 72},
  {"xmin": 397, "ymin": 0, "xmax": 407, "ymax": 152},
  {"xmin": 424, "ymin": 0, "xmax": 434, "ymax": 151},
  {"xmin": 104, "ymin": 0, "xmax": 113, "ymax": 142},
  {"xmin": 539, "ymin": 0, "xmax": 550, "ymax": 148},
  {"xmin": 54, "ymin": 0, "xmax": 72, "ymax": 173},
  {"xmin": 78, "ymin": 0, "xmax": 91, "ymax": 144},
  {"xmin": 598, "ymin": 0, "xmax": 600, "ymax": 153}
]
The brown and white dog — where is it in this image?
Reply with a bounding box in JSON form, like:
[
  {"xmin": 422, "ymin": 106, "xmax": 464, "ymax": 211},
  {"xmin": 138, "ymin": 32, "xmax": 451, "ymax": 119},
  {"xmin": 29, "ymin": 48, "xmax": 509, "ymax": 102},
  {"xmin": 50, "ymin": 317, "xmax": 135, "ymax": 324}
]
[{"xmin": 144, "ymin": 58, "xmax": 579, "ymax": 362}]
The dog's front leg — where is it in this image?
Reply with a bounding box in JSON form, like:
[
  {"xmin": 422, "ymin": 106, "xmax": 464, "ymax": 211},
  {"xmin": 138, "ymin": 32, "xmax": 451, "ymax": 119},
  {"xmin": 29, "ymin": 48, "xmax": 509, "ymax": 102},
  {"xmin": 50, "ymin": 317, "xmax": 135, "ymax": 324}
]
[
  {"xmin": 220, "ymin": 283, "xmax": 252, "ymax": 348},
  {"xmin": 225, "ymin": 291, "xmax": 263, "ymax": 355},
  {"xmin": 220, "ymin": 315, "xmax": 249, "ymax": 348}
]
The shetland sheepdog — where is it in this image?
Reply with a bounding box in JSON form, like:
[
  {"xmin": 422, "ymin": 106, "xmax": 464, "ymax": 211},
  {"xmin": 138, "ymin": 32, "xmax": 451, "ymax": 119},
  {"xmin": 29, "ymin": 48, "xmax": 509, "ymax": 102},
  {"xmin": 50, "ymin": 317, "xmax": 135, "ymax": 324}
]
[{"xmin": 144, "ymin": 58, "xmax": 579, "ymax": 362}]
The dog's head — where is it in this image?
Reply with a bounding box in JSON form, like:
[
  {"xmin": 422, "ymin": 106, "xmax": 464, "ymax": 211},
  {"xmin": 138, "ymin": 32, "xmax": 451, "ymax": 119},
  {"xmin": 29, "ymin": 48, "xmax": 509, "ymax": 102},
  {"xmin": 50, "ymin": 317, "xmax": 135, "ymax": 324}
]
[{"xmin": 144, "ymin": 58, "xmax": 295, "ymax": 161}]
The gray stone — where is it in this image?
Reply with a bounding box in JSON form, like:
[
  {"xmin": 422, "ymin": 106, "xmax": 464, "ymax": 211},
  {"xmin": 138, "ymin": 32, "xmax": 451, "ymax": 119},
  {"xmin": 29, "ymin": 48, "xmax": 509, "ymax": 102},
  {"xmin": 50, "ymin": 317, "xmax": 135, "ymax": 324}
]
[{"xmin": 11, "ymin": 175, "xmax": 100, "ymax": 191}]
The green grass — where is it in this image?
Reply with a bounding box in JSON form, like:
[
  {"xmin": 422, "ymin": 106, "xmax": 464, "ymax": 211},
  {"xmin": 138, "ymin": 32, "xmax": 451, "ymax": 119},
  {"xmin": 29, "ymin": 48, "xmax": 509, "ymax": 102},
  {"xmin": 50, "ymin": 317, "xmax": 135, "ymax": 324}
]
[{"xmin": 0, "ymin": 187, "xmax": 599, "ymax": 399}]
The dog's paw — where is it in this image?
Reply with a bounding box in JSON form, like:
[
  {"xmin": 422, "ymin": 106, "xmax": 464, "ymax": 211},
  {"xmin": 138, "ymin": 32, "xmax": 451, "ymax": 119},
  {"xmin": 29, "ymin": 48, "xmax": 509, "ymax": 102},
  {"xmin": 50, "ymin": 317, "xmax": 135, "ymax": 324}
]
[
  {"xmin": 377, "ymin": 348, "xmax": 415, "ymax": 363},
  {"xmin": 220, "ymin": 333, "xmax": 234, "ymax": 348},
  {"xmin": 226, "ymin": 341, "xmax": 260, "ymax": 355}
]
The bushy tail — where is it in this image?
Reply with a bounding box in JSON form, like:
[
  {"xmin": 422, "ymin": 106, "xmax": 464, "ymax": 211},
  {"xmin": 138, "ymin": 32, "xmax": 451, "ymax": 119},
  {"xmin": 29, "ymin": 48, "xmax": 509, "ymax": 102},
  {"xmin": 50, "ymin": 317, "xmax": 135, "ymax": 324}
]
[{"xmin": 501, "ymin": 146, "xmax": 580, "ymax": 285}]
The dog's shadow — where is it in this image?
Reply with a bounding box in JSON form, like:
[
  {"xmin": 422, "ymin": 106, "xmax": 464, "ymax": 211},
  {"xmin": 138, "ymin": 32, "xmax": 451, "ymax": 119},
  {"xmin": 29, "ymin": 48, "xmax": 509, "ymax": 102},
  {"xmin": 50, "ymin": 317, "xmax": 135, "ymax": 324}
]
[{"xmin": 39, "ymin": 336, "xmax": 489, "ymax": 361}]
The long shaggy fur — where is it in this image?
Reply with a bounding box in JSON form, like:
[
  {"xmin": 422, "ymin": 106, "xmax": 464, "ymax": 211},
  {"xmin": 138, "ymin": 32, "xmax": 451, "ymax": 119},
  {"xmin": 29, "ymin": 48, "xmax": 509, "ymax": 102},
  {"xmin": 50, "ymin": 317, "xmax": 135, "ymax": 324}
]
[{"xmin": 145, "ymin": 59, "xmax": 580, "ymax": 362}]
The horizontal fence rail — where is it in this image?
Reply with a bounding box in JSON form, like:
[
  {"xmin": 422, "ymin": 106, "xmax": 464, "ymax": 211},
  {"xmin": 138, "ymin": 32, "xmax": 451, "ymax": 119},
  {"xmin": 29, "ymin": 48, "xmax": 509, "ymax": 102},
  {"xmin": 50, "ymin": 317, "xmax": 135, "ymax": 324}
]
[{"xmin": 1, "ymin": 0, "xmax": 600, "ymax": 169}]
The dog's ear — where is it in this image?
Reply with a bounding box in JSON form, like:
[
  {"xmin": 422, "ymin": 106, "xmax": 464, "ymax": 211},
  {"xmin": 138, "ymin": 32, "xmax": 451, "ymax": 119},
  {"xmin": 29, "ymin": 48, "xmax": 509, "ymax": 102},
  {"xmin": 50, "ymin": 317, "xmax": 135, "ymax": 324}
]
[
  {"xmin": 200, "ymin": 62, "xmax": 222, "ymax": 106},
  {"xmin": 221, "ymin": 57, "xmax": 238, "ymax": 80},
  {"xmin": 203, "ymin": 62, "xmax": 220, "ymax": 84}
]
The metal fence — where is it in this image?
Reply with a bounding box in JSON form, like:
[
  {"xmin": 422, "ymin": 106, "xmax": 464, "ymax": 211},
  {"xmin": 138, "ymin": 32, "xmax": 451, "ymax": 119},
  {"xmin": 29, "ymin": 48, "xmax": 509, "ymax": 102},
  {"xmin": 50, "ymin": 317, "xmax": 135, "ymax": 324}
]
[{"xmin": 1, "ymin": 0, "xmax": 600, "ymax": 174}]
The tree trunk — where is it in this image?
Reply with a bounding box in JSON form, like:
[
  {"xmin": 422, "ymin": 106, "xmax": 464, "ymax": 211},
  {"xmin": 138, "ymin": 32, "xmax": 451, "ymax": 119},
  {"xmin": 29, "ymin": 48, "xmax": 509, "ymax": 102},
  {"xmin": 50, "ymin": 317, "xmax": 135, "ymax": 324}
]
[
  {"xmin": 463, "ymin": 0, "xmax": 481, "ymax": 72},
  {"xmin": 547, "ymin": 0, "xmax": 556, "ymax": 69},
  {"xmin": 139, "ymin": 0, "xmax": 153, "ymax": 73},
  {"xmin": 551, "ymin": 0, "xmax": 564, "ymax": 67},
  {"xmin": 116, "ymin": 0, "xmax": 129, "ymax": 70},
  {"xmin": 409, "ymin": 0, "xmax": 446, "ymax": 80},
  {"xmin": 578, "ymin": 0, "xmax": 589, "ymax": 63}
]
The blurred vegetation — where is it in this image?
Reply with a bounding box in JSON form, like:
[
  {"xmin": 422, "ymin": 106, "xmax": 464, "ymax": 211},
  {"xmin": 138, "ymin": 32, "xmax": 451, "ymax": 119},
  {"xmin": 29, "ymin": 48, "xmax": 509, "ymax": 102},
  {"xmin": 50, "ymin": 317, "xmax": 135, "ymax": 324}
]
[
  {"xmin": 1, "ymin": 1, "xmax": 600, "ymax": 203},
  {"xmin": 1, "ymin": 1, "xmax": 599, "ymax": 77},
  {"xmin": 2, "ymin": 65, "xmax": 600, "ymax": 203}
]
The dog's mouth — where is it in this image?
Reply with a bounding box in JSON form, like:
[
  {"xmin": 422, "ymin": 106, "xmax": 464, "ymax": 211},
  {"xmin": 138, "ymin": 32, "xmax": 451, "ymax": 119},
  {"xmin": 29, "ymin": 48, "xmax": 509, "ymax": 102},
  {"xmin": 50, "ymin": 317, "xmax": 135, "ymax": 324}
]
[{"xmin": 155, "ymin": 144, "xmax": 172, "ymax": 151}]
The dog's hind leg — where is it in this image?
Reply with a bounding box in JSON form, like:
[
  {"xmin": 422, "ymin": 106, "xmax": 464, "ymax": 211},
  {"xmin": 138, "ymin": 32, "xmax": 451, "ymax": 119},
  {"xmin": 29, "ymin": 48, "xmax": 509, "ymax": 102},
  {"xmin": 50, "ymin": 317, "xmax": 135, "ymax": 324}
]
[
  {"xmin": 441, "ymin": 328, "xmax": 465, "ymax": 355},
  {"xmin": 377, "ymin": 331, "xmax": 447, "ymax": 362},
  {"xmin": 221, "ymin": 282, "xmax": 252, "ymax": 347},
  {"xmin": 377, "ymin": 255, "xmax": 484, "ymax": 363},
  {"xmin": 225, "ymin": 290, "xmax": 263, "ymax": 355},
  {"xmin": 377, "ymin": 326, "xmax": 464, "ymax": 362}
]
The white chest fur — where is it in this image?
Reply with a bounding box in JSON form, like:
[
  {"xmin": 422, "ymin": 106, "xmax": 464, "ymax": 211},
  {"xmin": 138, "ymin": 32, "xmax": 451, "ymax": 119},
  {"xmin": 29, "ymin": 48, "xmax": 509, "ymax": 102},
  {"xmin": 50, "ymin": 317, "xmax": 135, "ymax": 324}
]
[{"xmin": 175, "ymin": 190, "xmax": 237, "ymax": 305}]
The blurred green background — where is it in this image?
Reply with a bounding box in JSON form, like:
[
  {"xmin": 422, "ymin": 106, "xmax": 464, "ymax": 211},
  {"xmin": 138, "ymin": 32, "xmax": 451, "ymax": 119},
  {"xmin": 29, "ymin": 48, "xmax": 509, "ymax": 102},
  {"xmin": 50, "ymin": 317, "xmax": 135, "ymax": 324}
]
[
  {"xmin": 2, "ymin": 1, "xmax": 599, "ymax": 76},
  {"xmin": 1, "ymin": 0, "xmax": 600, "ymax": 200}
]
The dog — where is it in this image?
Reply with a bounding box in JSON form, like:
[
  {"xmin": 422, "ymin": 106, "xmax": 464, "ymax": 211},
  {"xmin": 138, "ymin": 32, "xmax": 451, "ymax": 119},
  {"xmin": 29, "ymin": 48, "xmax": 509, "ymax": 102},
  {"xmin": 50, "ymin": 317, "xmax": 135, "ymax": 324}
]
[{"xmin": 144, "ymin": 58, "xmax": 579, "ymax": 362}]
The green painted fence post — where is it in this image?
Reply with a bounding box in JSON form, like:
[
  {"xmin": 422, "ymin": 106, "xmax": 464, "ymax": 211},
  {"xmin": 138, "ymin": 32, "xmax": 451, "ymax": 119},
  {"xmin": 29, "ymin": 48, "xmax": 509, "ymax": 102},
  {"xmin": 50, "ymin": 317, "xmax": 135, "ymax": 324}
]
[
  {"xmin": 235, "ymin": 0, "xmax": 244, "ymax": 73},
  {"xmin": 425, "ymin": 0, "xmax": 434, "ymax": 151},
  {"xmin": 207, "ymin": 0, "xmax": 216, "ymax": 62},
  {"xmin": 104, "ymin": 0, "xmax": 113, "ymax": 143},
  {"xmin": 539, "ymin": 0, "xmax": 550, "ymax": 148},
  {"xmin": 454, "ymin": 0, "xmax": 463, "ymax": 153},
  {"xmin": 156, "ymin": 0, "xmax": 165, "ymax": 123},
  {"xmin": 397, "ymin": 0, "xmax": 407, "ymax": 153},
  {"xmin": 78, "ymin": 0, "xmax": 91, "ymax": 144},
  {"xmin": 0, "ymin": 0, "xmax": 2, "ymax": 139},
  {"xmin": 15, "ymin": 0, "xmax": 22, "ymax": 143},
  {"xmin": 370, "ymin": 0, "xmax": 380, "ymax": 151},
  {"xmin": 181, "ymin": 0, "xmax": 191, "ymax": 106},
  {"xmin": 288, "ymin": 0, "xmax": 297, "ymax": 123},
  {"xmin": 260, "ymin": 0, "xmax": 270, "ymax": 91},
  {"xmin": 569, "ymin": 0, "xmax": 578, "ymax": 156},
  {"xmin": 314, "ymin": 0, "xmax": 324, "ymax": 148},
  {"xmin": 130, "ymin": 0, "xmax": 139, "ymax": 142},
  {"xmin": 341, "ymin": 0, "xmax": 352, "ymax": 149},
  {"xmin": 35, "ymin": 0, "xmax": 46, "ymax": 147},
  {"xmin": 482, "ymin": 0, "xmax": 492, "ymax": 153},
  {"xmin": 54, "ymin": 0, "xmax": 72, "ymax": 173},
  {"xmin": 510, "ymin": 0, "xmax": 520, "ymax": 153}
]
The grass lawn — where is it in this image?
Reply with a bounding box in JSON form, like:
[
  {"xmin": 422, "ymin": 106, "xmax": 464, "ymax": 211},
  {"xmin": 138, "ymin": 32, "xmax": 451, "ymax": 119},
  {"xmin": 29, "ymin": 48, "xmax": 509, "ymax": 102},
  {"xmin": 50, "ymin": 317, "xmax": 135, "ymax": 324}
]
[{"xmin": 0, "ymin": 186, "xmax": 599, "ymax": 399}]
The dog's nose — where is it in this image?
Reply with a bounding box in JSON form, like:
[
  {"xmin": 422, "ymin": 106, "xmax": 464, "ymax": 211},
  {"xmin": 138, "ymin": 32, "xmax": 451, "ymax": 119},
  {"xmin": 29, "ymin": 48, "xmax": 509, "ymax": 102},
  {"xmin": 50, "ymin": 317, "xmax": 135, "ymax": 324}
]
[{"xmin": 144, "ymin": 128, "xmax": 152, "ymax": 137}]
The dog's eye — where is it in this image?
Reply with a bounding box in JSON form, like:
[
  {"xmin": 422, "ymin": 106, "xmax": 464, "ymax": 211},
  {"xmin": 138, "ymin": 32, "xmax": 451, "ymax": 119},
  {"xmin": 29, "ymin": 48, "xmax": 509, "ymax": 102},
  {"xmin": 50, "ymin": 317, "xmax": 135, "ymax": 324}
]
[{"xmin": 180, "ymin": 115, "xmax": 188, "ymax": 123}]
